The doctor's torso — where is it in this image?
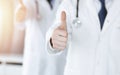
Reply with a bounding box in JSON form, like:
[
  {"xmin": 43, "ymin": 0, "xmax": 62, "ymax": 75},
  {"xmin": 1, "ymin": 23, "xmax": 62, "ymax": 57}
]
[
  {"xmin": 24, "ymin": 0, "xmax": 52, "ymax": 53},
  {"xmin": 24, "ymin": 0, "xmax": 52, "ymax": 37},
  {"xmin": 56, "ymin": 0, "xmax": 120, "ymax": 75}
]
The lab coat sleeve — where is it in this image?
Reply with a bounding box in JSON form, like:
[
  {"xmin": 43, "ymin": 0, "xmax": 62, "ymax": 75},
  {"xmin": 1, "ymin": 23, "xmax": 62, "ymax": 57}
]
[{"xmin": 46, "ymin": 0, "xmax": 72, "ymax": 55}]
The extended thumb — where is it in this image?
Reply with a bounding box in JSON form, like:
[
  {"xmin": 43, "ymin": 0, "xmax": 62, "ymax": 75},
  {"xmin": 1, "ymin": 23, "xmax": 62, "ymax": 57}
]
[{"xmin": 60, "ymin": 11, "xmax": 67, "ymax": 30}]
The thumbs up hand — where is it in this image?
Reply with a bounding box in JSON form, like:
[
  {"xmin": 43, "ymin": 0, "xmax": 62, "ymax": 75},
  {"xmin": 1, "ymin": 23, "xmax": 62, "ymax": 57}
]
[
  {"xmin": 15, "ymin": 0, "xmax": 27, "ymax": 22},
  {"xmin": 51, "ymin": 11, "xmax": 68, "ymax": 50}
]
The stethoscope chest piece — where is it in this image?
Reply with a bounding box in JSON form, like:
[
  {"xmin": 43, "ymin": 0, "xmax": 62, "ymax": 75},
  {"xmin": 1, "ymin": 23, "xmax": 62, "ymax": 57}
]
[
  {"xmin": 72, "ymin": 18, "xmax": 81, "ymax": 28},
  {"xmin": 72, "ymin": 0, "xmax": 81, "ymax": 28}
]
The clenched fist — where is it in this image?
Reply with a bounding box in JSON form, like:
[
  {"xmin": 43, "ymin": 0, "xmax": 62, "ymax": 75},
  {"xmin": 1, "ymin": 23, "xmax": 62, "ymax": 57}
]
[
  {"xmin": 15, "ymin": 0, "xmax": 27, "ymax": 22},
  {"xmin": 51, "ymin": 11, "xmax": 68, "ymax": 50}
]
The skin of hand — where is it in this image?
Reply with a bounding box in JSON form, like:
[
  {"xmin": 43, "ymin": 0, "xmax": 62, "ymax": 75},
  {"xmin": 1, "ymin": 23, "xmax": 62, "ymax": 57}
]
[
  {"xmin": 15, "ymin": 0, "xmax": 27, "ymax": 22},
  {"xmin": 51, "ymin": 11, "xmax": 68, "ymax": 50}
]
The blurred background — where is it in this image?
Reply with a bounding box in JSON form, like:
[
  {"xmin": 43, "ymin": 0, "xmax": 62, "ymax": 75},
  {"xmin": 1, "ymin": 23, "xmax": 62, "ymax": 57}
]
[
  {"xmin": 0, "ymin": 0, "xmax": 24, "ymax": 75},
  {"xmin": 0, "ymin": 0, "xmax": 65, "ymax": 75}
]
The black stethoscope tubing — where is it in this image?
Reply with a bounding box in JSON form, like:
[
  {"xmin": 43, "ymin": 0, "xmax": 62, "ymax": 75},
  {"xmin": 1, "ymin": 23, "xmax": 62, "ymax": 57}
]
[
  {"xmin": 72, "ymin": 0, "xmax": 81, "ymax": 28},
  {"xmin": 76, "ymin": 0, "xmax": 79, "ymax": 18}
]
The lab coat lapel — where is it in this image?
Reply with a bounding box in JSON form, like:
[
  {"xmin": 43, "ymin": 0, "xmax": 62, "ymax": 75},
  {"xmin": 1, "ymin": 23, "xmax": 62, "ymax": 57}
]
[
  {"xmin": 86, "ymin": 0, "xmax": 101, "ymax": 32},
  {"xmin": 102, "ymin": 0, "xmax": 120, "ymax": 33}
]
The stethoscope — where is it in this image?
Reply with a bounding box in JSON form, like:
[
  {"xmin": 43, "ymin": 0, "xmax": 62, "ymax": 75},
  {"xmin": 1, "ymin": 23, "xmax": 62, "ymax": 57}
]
[{"xmin": 72, "ymin": 0, "xmax": 81, "ymax": 28}]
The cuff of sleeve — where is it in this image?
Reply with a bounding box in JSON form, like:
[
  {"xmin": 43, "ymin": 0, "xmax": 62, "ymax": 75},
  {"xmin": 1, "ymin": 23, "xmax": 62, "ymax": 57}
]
[{"xmin": 47, "ymin": 41, "xmax": 63, "ymax": 54}]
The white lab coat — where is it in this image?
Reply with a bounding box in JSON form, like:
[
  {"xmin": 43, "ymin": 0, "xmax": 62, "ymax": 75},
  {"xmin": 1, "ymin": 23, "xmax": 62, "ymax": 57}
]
[
  {"xmin": 50, "ymin": 0, "xmax": 63, "ymax": 24},
  {"xmin": 21, "ymin": 0, "xmax": 51, "ymax": 75},
  {"xmin": 15, "ymin": 0, "xmax": 66, "ymax": 75},
  {"xmin": 46, "ymin": 0, "xmax": 120, "ymax": 75}
]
